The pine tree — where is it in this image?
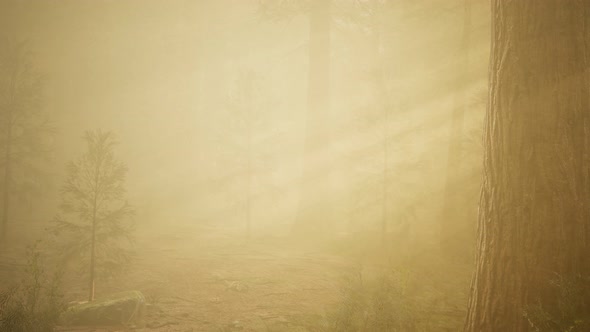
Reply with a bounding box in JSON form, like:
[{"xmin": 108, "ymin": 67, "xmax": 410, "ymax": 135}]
[{"xmin": 51, "ymin": 130, "xmax": 134, "ymax": 302}]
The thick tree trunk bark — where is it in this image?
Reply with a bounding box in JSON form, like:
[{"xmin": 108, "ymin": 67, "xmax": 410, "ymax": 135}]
[
  {"xmin": 465, "ymin": 1, "xmax": 590, "ymax": 331},
  {"xmin": 293, "ymin": 0, "xmax": 332, "ymax": 237}
]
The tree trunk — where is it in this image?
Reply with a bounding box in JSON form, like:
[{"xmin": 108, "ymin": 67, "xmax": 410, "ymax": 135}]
[
  {"xmin": 373, "ymin": 10, "xmax": 389, "ymax": 247},
  {"xmin": 381, "ymin": 130, "xmax": 388, "ymax": 247},
  {"xmin": 245, "ymin": 74, "xmax": 253, "ymax": 240},
  {"xmin": 1, "ymin": 61, "xmax": 17, "ymax": 242},
  {"xmin": 89, "ymin": 160, "xmax": 101, "ymax": 302},
  {"xmin": 440, "ymin": 0, "xmax": 471, "ymax": 256},
  {"xmin": 89, "ymin": 197, "xmax": 97, "ymax": 302},
  {"xmin": 464, "ymin": 1, "xmax": 590, "ymax": 331},
  {"xmin": 1, "ymin": 114, "xmax": 12, "ymax": 242},
  {"xmin": 293, "ymin": 0, "xmax": 332, "ymax": 237}
]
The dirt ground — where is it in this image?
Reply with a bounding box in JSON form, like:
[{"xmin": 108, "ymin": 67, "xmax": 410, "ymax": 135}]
[
  {"xmin": 55, "ymin": 222, "xmax": 353, "ymax": 332},
  {"xmin": 1, "ymin": 220, "xmax": 471, "ymax": 332}
]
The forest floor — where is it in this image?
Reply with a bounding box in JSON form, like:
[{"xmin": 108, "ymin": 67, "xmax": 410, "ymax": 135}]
[
  {"xmin": 61, "ymin": 222, "xmax": 352, "ymax": 332},
  {"xmin": 1, "ymin": 221, "xmax": 473, "ymax": 331}
]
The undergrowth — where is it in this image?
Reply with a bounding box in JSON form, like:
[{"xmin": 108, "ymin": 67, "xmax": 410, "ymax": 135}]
[
  {"xmin": 525, "ymin": 273, "xmax": 590, "ymax": 332},
  {"xmin": 0, "ymin": 241, "xmax": 66, "ymax": 332},
  {"xmin": 320, "ymin": 265, "xmax": 417, "ymax": 332}
]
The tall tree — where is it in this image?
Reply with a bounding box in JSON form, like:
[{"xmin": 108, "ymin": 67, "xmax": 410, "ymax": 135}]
[
  {"xmin": 51, "ymin": 131, "xmax": 134, "ymax": 302},
  {"xmin": 219, "ymin": 70, "xmax": 279, "ymax": 238},
  {"xmin": 242, "ymin": 72, "xmax": 255, "ymax": 239},
  {"xmin": 0, "ymin": 41, "xmax": 53, "ymax": 242},
  {"xmin": 258, "ymin": 0, "xmax": 334, "ymax": 236},
  {"xmin": 439, "ymin": 0, "xmax": 472, "ymax": 256},
  {"xmin": 341, "ymin": 0, "xmax": 406, "ymax": 246},
  {"xmin": 374, "ymin": 8, "xmax": 390, "ymax": 247},
  {"xmin": 465, "ymin": 1, "xmax": 590, "ymax": 330},
  {"xmin": 292, "ymin": 0, "xmax": 333, "ymax": 236}
]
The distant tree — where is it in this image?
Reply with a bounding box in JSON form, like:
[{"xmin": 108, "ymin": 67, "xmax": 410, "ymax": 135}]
[
  {"xmin": 336, "ymin": 0, "xmax": 411, "ymax": 247},
  {"xmin": 218, "ymin": 69, "xmax": 281, "ymax": 239},
  {"xmin": 258, "ymin": 0, "xmax": 334, "ymax": 237},
  {"xmin": 347, "ymin": 130, "xmax": 426, "ymax": 250},
  {"xmin": 0, "ymin": 40, "xmax": 54, "ymax": 242},
  {"xmin": 439, "ymin": 0, "xmax": 472, "ymax": 256},
  {"xmin": 368, "ymin": 1, "xmax": 399, "ymax": 247},
  {"xmin": 347, "ymin": 48, "xmax": 427, "ymax": 249},
  {"xmin": 293, "ymin": 0, "xmax": 334, "ymax": 237},
  {"xmin": 51, "ymin": 131, "xmax": 134, "ymax": 302},
  {"xmin": 465, "ymin": 1, "xmax": 590, "ymax": 330}
]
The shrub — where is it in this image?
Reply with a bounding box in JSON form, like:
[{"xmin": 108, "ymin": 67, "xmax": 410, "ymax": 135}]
[
  {"xmin": 324, "ymin": 266, "xmax": 416, "ymax": 332},
  {"xmin": 0, "ymin": 242, "xmax": 66, "ymax": 331}
]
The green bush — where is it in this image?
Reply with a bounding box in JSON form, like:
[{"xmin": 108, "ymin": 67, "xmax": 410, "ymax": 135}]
[{"xmin": 0, "ymin": 242, "xmax": 66, "ymax": 332}]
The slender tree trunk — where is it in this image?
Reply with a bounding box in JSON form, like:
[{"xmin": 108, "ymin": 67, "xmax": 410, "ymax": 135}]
[
  {"xmin": 381, "ymin": 133, "xmax": 388, "ymax": 247},
  {"xmin": 465, "ymin": 1, "xmax": 590, "ymax": 330},
  {"xmin": 185, "ymin": 0, "xmax": 204, "ymax": 164},
  {"xmin": 1, "ymin": 113, "xmax": 12, "ymax": 242},
  {"xmin": 88, "ymin": 161, "xmax": 101, "ymax": 302},
  {"xmin": 88, "ymin": 196, "xmax": 97, "ymax": 302},
  {"xmin": 246, "ymin": 136, "xmax": 252, "ymax": 240},
  {"xmin": 245, "ymin": 75, "xmax": 253, "ymax": 240},
  {"xmin": 440, "ymin": 0, "xmax": 471, "ymax": 255},
  {"xmin": 293, "ymin": 0, "xmax": 332, "ymax": 237},
  {"xmin": 373, "ymin": 11, "xmax": 389, "ymax": 247},
  {"xmin": 1, "ymin": 63, "xmax": 17, "ymax": 242}
]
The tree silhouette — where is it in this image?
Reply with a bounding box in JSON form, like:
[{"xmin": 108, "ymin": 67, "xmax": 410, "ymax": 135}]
[
  {"xmin": 216, "ymin": 69, "xmax": 282, "ymax": 238},
  {"xmin": 0, "ymin": 40, "xmax": 54, "ymax": 242},
  {"xmin": 51, "ymin": 130, "xmax": 134, "ymax": 302}
]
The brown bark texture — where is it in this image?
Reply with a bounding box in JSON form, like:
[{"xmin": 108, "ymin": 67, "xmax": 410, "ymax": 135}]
[{"xmin": 465, "ymin": 1, "xmax": 590, "ymax": 331}]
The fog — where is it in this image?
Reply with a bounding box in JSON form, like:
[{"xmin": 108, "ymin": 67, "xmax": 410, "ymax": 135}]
[{"xmin": 0, "ymin": 0, "xmax": 490, "ymax": 330}]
